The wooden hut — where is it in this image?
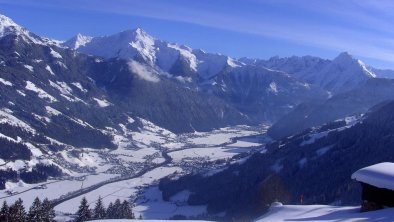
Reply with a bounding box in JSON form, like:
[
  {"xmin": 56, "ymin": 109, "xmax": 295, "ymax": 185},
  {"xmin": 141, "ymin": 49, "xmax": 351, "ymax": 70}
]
[{"xmin": 352, "ymin": 162, "xmax": 394, "ymax": 211}]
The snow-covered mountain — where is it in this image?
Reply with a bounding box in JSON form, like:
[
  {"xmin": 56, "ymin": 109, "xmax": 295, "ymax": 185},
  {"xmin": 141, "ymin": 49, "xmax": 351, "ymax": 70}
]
[
  {"xmin": 63, "ymin": 26, "xmax": 394, "ymax": 98},
  {"xmin": 0, "ymin": 14, "xmax": 251, "ymax": 189},
  {"xmin": 0, "ymin": 14, "xmax": 327, "ymax": 197},
  {"xmin": 0, "ymin": 14, "xmax": 45, "ymax": 45},
  {"xmin": 240, "ymin": 55, "xmax": 330, "ymax": 81},
  {"xmin": 63, "ymin": 28, "xmax": 242, "ymax": 81},
  {"xmin": 268, "ymin": 77, "xmax": 394, "ymax": 139},
  {"xmin": 62, "ymin": 33, "xmax": 92, "ymax": 49},
  {"xmin": 315, "ymin": 52, "xmax": 376, "ymax": 93},
  {"xmin": 63, "ymin": 27, "xmax": 331, "ymax": 123},
  {"xmin": 370, "ymin": 67, "xmax": 394, "ymax": 79},
  {"xmin": 241, "ymin": 52, "xmax": 379, "ymax": 94},
  {"xmin": 210, "ymin": 65, "xmax": 328, "ymax": 122}
]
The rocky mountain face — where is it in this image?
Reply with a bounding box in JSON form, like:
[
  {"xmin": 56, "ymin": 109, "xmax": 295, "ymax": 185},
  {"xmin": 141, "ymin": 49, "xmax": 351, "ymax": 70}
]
[
  {"xmin": 160, "ymin": 100, "xmax": 394, "ymax": 220},
  {"xmin": 370, "ymin": 67, "xmax": 394, "ymax": 79},
  {"xmin": 63, "ymin": 26, "xmax": 331, "ymax": 123},
  {"xmin": 64, "ymin": 27, "xmax": 394, "ymax": 132},
  {"xmin": 241, "ymin": 52, "xmax": 377, "ymax": 94},
  {"xmin": 87, "ymin": 58, "xmax": 248, "ymax": 133},
  {"xmin": 63, "ymin": 28, "xmax": 242, "ymax": 80},
  {"xmin": 211, "ymin": 65, "xmax": 328, "ymax": 122},
  {"xmin": 268, "ymin": 78, "xmax": 394, "ymax": 139}
]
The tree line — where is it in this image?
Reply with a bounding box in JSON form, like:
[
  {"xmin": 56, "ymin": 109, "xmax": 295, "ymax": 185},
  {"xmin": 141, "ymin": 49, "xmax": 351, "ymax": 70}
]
[
  {"xmin": 0, "ymin": 196, "xmax": 138, "ymax": 221},
  {"xmin": 75, "ymin": 196, "xmax": 138, "ymax": 221},
  {"xmin": 0, "ymin": 197, "xmax": 55, "ymax": 222}
]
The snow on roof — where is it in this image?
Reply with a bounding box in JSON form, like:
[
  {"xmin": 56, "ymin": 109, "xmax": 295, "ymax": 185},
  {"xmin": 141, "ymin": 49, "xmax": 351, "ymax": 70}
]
[{"xmin": 351, "ymin": 162, "xmax": 394, "ymax": 190}]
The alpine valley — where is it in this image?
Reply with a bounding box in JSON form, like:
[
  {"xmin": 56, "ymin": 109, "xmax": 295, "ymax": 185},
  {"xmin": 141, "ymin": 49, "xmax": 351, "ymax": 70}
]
[{"xmin": 1, "ymin": 13, "xmax": 394, "ymax": 221}]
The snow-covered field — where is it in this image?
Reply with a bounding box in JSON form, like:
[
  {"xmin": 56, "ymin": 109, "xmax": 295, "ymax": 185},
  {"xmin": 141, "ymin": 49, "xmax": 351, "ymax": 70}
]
[
  {"xmin": 0, "ymin": 173, "xmax": 120, "ymax": 206},
  {"xmin": 1, "ymin": 123, "xmax": 268, "ymax": 220},
  {"xmin": 167, "ymin": 125, "xmax": 265, "ymax": 164},
  {"xmin": 134, "ymin": 186, "xmax": 207, "ymax": 219},
  {"xmin": 55, "ymin": 166, "xmax": 182, "ymax": 214},
  {"xmin": 169, "ymin": 146, "xmax": 250, "ymax": 162},
  {"xmin": 256, "ymin": 204, "xmax": 394, "ymax": 222},
  {"xmin": 91, "ymin": 220, "xmax": 211, "ymax": 222},
  {"xmin": 77, "ymin": 204, "xmax": 394, "ymax": 222},
  {"xmin": 186, "ymin": 125, "xmax": 264, "ymax": 146}
]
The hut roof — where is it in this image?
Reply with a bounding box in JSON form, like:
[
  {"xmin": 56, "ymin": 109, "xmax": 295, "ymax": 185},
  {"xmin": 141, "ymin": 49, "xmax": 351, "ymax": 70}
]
[{"xmin": 352, "ymin": 162, "xmax": 394, "ymax": 190}]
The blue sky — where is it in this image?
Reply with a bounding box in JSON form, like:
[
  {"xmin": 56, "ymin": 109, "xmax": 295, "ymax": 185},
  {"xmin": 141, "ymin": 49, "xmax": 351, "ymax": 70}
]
[{"xmin": 1, "ymin": 0, "xmax": 394, "ymax": 69}]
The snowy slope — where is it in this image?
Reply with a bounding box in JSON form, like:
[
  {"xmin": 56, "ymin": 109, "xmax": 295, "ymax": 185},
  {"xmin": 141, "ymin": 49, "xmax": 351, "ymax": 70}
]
[
  {"xmin": 90, "ymin": 205, "xmax": 394, "ymax": 222},
  {"xmin": 256, "ymin": 204, "xmax": 394, "ymax": 222},
  {"xmin": 63, "ymin": 33, "xmax": 92, "ymax": 49},
  {"xmin": 243, "ymin": 52, "xmax": 378, "ymax": 94},
  {"xmin": 193, "ymin": 49, "xmax": 242, "ymax": 80},
  {"xmin": 211, "ymin": 65, "xmax": 329, "ymax": 122},
  {"xmin": 91, "ymin": 220, "xmax": 211, "ymax": 222},
  {"xmin": 0, "ymin": 14, "xmax": 58, "ymax": 46},
  {"xmin": 0, "ymin": 14, "xmax": 27, "ymax": 37},
  {"xmin": 63, "ymin": 28, "xmax": 242, "ymax": 81},
  {"xmin": 312, "ymin": 52, "xmax": 375, "ymax": 93}
]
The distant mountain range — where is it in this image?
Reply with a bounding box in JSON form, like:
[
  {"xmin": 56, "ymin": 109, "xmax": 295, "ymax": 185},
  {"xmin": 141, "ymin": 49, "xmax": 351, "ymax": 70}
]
[
  {"xmin": 63, "ymin": 26, "xmax": 392, "ymax": 95},
  {"xmin": 61, "ymin": 21, "xmax": 394, "ymax": 126}
]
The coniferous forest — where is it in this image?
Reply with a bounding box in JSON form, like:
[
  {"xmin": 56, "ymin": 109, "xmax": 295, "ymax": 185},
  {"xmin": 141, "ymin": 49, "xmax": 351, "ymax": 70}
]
[{"xmin": 0, "ymin": 196, "xmax": 135, "ymax": 222}]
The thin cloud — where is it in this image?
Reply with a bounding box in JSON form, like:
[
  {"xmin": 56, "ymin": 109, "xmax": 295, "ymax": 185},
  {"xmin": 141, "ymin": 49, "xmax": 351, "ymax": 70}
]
[{"xmin": 72, "ymin": 0, "xmax": 394, "ymax": 63}]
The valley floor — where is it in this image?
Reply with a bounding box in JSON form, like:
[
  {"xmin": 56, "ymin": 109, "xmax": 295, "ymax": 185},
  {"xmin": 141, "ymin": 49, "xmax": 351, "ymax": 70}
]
[{"xmin": 0, "ymin": 124, "xmax": 269, "ymax": 220}]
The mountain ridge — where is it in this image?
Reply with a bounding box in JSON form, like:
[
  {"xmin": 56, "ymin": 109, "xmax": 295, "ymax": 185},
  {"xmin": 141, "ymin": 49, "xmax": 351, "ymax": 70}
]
[{"xmin": 62, "ymin": 26, "xmax": 392, "ymax": 96}]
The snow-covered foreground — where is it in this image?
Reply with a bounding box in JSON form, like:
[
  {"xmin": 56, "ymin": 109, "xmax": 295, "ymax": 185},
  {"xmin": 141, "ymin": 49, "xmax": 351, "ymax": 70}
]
[
  {"xmin": 256, "ymin": 204, "xmax": 394, "ymax": 222},
  {"xmin": 75, "ymin": 204, "xmax": 394, "ymax": 222},
  {"xmin": 90, "ymin": 220, "xmax": 211, "ymax": 222},
  {"xmin": 133, "ymin": 186, "xmax": 207, "ymax": 219}
]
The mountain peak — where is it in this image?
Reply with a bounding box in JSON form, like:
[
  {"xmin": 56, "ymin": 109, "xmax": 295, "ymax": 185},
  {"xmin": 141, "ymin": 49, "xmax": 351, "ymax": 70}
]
[
  {"xmin": 333, "ymin": 51, "xmax": 354, "ymax": 62},
  {"xmin": 131, "ymin": 27, "xmax": 155, "ymax": 43},
  {"xmin": 118, "ymin": 27, "xmax": 153, "ymax": 39},
  {"xmin": 134, "ymin": 27, "xmax": 146, "ymax": 35},
  {"xmin": 0, "ymin": 14, "xmax": 24, "ymax": 37},
  {"xmin": 63, "ymin": 33, "xmax": 93, "ymax": 49},
  {"xmin": 0, "ymin": 14, "xmax": 18, "ymax": 27},
  {"xmin": 332, "ymin": 51, "xmax": 376, "ymax": 77},
  {"xmin": 0, "ymin": 14, "xmax": 46, "ymax": 45}
]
